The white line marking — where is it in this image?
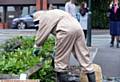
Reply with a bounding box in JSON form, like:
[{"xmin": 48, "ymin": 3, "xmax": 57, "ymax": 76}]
[{"xmin": 91, "ymin": 48, "xmax": 98, "ymax": 62}]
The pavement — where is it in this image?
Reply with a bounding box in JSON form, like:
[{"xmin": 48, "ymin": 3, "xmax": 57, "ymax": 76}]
[
  {"xmin": 0, "ymin": 29, "xmax": 120, "ymax": 82},
  {"xmin": 92, "ymin": 30, "xmax": 120, "ymax": 82},
  {"xmin": 0, "ymin": 29, "xmax": 36, "ymax": 44},
  {"xmin": 92, "ymin": 31, "xmax": 120, "ymax": 76}
]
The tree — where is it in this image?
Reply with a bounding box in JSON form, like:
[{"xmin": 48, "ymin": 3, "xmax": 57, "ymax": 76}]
[{"xmin": 91, "ymin": 0, "xmax": 112, "ymax": 29}]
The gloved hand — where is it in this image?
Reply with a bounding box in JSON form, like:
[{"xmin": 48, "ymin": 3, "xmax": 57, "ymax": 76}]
[{"xmin": 32, "ymin": 48, "xmax": 40, "ymax": 56}]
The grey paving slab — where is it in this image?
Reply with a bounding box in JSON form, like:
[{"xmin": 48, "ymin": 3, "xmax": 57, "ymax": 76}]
[
  {"xmin": 92, "ymin": 35, "xmax": 111, "ymax": 48},
  {"xmin": 93, "ymin": 48, "xmax": 120, "ymax": 77},
  {"xmin": 92, "ymin": 34, "xmax": 120, "ymax": 77}
]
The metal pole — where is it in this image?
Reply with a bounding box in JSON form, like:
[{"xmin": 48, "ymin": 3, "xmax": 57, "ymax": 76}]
[{"xmin": 87, "ymin": 0, "xmax": 92, "ymax": 47}]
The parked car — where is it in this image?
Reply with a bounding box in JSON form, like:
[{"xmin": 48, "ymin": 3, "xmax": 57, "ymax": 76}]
[{"xmin": 11, "ymin": 15, "xmax": 38, "ymax": 29}]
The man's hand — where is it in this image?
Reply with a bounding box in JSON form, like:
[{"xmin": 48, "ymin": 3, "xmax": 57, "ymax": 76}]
[{"xmin": 32, "ymin": 48, "xmax": 40, "ymax": 56}]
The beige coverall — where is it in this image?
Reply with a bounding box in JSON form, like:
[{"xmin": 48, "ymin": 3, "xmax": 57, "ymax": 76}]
[{"xmin": 33, "ymin": 9, "xmax": 94, "ymax": 73}]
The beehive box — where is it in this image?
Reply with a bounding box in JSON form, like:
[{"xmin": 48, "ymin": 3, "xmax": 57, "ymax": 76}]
[{"xmin": 80, "ymin": 64, "xmax": 103, "ymax": 82}]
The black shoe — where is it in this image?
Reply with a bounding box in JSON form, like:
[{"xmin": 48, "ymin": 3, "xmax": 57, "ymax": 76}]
[
  {"xmin": 87, "ymin": 72, "xmax": 96, "ymax": 82},
  {"xmin": 110, "ymin": 43, "xmax": 114, "ymax": 47},
  {"xmin": 116, "ymin": 43, "xmax": 119, "ymax": 48}
]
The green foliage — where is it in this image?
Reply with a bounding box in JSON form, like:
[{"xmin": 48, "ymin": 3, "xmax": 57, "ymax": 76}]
[
  {"xmin": 0, "ymin": 36, "xmax": 55, "ymax": 82},
  {"xmin": 91, "ymin": 0, "xmax": 111, "ymax": 29}
]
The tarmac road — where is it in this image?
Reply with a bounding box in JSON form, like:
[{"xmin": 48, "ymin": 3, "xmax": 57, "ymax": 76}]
[
  {"xmin": 94, "ymin": 48, "xmax": 120, "ymax": 77},
  {"xmin": 0, "ymin": 29, "xmax": 36, "ymax": 44},
  {"xmin": 92, "ymin": 33, "xmax": 120, "ymax": 77}
]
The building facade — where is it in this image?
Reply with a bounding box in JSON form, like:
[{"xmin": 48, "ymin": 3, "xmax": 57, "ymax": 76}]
[{"xmin": 0, "ymin": 0, "xmax": 65, "ymax": 29}]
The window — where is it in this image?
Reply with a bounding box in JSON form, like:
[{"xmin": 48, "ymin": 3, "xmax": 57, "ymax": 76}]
[
  {"xmin": 7, "ymin": 6, "xmax": 15, "ymax": 11},
  {"xmin": 30, "ymin": 6, "xmax": 36, "ymax": 14},
  {"xmin": 0, "ymin": 6, "xmax": 3, "ymax": 22},
  {"xmin": 7, "ymin": 6, "xmax": 15, "ymax": 19},
  {"xmin": 58, "ymin": 6, "xmax": 65, "ymax": 10},
  {"xmin": 21, "ymin": 7, "xmax": 29, "ymax": 16}
]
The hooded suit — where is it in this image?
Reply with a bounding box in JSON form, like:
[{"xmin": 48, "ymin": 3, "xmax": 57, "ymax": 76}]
[{"xmin": 32, "ymin": 9, "xmax": 94, "ymax": 73}]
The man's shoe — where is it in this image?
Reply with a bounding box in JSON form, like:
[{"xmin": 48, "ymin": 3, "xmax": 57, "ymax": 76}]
[
  {"xmin": 116, "ymin": 43, "xmax": 119, "ymax": 48},
  {"xmin": 56, "ymin": 72, "xmax": 80, "ymax": 82}
]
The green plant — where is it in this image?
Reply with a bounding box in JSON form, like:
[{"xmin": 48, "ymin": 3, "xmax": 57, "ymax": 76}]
[{"xmin": 0, "ymin": 36, "xmax": 55, "ymax": 82}]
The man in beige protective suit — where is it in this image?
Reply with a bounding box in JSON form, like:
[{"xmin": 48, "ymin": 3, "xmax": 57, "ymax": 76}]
[{"xmin": 32, "ymin": 9, "xmax": 96, "ymax": 82}]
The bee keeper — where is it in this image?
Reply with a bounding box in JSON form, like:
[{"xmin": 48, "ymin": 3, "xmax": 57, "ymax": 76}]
[{"xmin": 32, "ymin": 9, "xmax": 96, "ymax": 82}]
